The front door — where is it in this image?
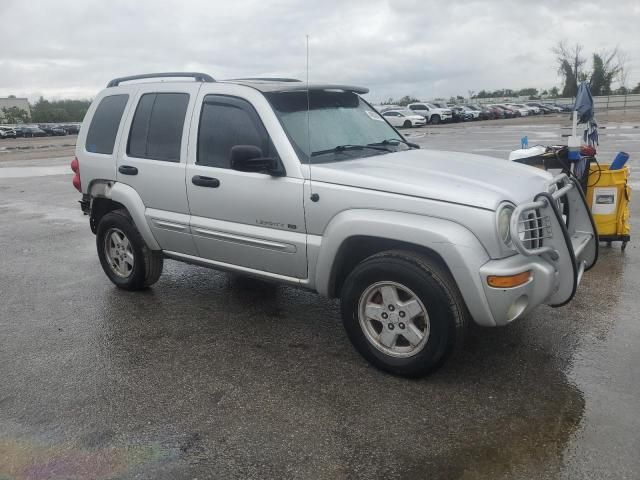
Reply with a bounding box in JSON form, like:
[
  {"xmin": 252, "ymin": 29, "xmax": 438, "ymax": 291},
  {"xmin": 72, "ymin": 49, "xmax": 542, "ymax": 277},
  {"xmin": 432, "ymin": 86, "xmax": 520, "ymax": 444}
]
[{"xmin": 186, "ymin": 94, "xmax": 307, "ymax": 279}]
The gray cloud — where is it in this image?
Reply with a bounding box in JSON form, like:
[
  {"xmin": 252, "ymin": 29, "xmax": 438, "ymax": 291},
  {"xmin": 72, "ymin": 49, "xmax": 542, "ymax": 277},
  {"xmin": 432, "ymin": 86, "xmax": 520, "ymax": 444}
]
[{"xmin": 0, "ymin": 0, "xmax": 638, "ymax": 102}]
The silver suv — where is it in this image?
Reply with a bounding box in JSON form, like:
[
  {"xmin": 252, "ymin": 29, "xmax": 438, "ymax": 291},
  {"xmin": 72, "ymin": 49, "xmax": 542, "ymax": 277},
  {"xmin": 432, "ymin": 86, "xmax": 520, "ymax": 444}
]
[{"xmin": 73, "ymin": 72, "xmax": 598, "ymax": 377}]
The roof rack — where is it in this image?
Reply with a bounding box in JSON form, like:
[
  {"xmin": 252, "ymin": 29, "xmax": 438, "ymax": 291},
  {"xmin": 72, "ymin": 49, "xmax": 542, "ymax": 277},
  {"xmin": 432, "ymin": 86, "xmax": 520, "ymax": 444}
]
[
  {"xmin": 227, "ymin": 77, "xmax": 301, "ymax": 83},
  {"xmin": 107, "ymin": 72, "xmax": 215, "ymax": 88}
]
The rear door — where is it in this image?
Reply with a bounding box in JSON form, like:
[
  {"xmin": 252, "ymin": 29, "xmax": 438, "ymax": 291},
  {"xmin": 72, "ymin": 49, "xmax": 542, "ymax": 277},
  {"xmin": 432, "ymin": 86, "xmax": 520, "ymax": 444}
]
[{"xmin": 116, "ymin": 83, "xmax": 201, "ymax": 255}]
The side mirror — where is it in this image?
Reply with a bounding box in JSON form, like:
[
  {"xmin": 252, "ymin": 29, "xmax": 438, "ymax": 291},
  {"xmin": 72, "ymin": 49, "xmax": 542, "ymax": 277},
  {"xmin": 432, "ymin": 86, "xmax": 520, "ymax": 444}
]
[{"xmin": 230, "ymin": 145, "xmax": 283, "ymax": 176}]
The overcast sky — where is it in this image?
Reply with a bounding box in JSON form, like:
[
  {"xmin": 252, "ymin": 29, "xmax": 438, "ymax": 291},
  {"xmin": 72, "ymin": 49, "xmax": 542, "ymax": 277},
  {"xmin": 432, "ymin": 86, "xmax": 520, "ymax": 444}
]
[{"xmin": 1, "ymin": 0, "xmax": 638, "ymax": 102}]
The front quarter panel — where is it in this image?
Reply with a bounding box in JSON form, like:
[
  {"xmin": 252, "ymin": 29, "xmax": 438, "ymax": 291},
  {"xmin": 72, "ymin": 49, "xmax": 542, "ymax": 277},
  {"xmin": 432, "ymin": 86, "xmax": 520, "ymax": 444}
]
[{"xmin": 313, "ymin": 209, "xmax": 499, "ymax": 327}]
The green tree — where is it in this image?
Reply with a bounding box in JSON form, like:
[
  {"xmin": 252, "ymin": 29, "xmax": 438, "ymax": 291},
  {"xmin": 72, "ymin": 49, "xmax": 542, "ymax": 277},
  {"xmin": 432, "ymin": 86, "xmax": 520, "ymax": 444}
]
[
  {"xmin": 631, "ymin": 83, "xmax": 640, "ymax": 94},
  {"xmin": 553, "ymin": 41, "xmax": 585, "ymax": 97},
  {"xmin": 397, "ymin": 95, "xmax": 420, "ymax": 106},
  {"xmin": 518, "ymin": 88, "xmax": 538, "ymax": 97},
  {"xmin": 1, "ymin": 106, "xmax": 30, "ymax": 123},
  {"xmin": 589, "ymin": 50, "xmax": 622, "ymax": 96},
  {"xmin": 30, "ymin": 97, "xmax": 91, "ymax": 123},
  {"xmin": 549, "ymin": 87, "xmax": 559, "ymax": 98}
]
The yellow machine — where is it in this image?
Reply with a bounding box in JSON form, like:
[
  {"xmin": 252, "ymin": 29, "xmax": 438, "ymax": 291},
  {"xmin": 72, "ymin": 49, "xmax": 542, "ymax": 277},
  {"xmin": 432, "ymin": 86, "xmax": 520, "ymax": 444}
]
[{"xmin": 585, "ymin": 164, "xmax": 631, "ymax": 250}]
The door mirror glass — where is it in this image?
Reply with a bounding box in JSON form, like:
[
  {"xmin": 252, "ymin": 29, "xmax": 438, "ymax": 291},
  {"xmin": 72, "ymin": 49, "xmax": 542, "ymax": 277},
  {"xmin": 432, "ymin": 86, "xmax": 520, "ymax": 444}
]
[{"xmin": 230, "ymin": 145, "xmax": 282, "ymax": 176}]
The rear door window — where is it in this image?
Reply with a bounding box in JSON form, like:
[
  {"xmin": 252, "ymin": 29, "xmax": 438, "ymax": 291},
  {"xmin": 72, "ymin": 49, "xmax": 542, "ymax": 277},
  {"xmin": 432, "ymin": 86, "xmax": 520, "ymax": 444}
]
[
  {"xmin": 85, "ymin": 94, "xmax": 129, "ymax": 154},
  {"xmin": 127, "ymin": 92, "xmax": 189, "ymax": 162}
]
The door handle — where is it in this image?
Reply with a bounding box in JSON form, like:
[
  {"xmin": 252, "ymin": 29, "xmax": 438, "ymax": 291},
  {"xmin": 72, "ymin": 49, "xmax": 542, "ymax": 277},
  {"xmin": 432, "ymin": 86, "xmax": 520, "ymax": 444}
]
[
  {"xmin": 192, "ymin": 175, "xmax": 220, "ymax": 188},
  {"xmin": 118, "ymin": 165, "xmax": 138, "ymax": 175}
]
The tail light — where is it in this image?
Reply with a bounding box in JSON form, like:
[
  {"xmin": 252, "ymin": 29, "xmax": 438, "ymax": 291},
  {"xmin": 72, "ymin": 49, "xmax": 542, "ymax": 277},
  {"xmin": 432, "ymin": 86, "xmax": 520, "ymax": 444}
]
[{"xmin": 71, "ymin": 156, "xmax": 81, "ymax": 192}]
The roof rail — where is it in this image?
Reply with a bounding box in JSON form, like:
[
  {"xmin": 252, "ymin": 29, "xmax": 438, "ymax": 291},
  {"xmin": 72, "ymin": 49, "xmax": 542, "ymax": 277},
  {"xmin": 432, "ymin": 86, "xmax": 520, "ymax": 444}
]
[
  {"xmin": 106, "ymin": 72, "xmax": 215, "ymax": 88},
  {"xmin": 227, "ymin": 77, "xmax": 301, "ymax": 83}
]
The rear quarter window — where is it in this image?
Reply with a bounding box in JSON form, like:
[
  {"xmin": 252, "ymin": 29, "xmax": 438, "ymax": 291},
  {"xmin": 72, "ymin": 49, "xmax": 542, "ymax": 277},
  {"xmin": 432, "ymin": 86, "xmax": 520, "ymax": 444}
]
[{"xmin": 85, "ymin": 94, "xmax": 129, "ymax": 154}]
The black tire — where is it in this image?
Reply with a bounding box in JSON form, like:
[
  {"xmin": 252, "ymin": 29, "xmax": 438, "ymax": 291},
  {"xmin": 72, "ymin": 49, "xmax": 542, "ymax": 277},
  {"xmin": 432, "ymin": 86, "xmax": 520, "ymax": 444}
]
[
  {"xmin": 430, "ymin": 115, "xmax": 440, "ymax": 125},
  {"xmin": 340, "ymin": 250, "xmax": 468, "ymax": 377},
  {"xmin": 96, "ymin": 209, "xmax": 163, "ymax": 290},
  {"xmin": 403, "ymin": 120, "xmax": 412, "ymax": 128}
]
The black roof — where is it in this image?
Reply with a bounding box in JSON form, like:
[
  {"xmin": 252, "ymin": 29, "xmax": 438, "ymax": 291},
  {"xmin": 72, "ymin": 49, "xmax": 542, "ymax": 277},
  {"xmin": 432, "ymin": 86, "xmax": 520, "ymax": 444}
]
[{"xmin": 223, "ymin": 79, "xmax": 369, "ymax": 94}]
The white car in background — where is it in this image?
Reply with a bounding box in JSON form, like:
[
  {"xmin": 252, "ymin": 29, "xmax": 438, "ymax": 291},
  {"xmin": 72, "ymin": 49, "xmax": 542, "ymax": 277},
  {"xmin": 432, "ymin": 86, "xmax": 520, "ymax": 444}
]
[
  {"xmin": 503, "ymin": 104, "xmax": 530, "ymax": 116},
  {"xmin": 459, "ymin": 105, "xmax": 481, "ymax": 120},
  {"xmin": 407, "ymin": 103, "xmax": 452, "ymax": 124},
  {"xmin": 381, "ymin": 109, "xmax": 427, "ymax": 128},
  {"xmin": 514, "ymin": 103, "xmax": 540, "ymax": 115}
]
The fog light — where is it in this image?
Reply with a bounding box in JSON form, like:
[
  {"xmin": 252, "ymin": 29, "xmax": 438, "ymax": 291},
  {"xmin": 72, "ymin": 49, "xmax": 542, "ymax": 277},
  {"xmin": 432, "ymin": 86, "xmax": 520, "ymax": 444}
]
[{"xmin": 487, "ymin": 271, "xmax": 532, "ymax": 288}]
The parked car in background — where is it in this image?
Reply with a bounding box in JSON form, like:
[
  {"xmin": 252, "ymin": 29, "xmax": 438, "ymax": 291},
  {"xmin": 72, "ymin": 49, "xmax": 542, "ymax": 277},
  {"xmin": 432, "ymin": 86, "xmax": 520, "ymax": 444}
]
[
  {"xmin": 381, "ymin": 109, "xmax": 427, "ymax": 128},
  {"xmin": 483, "ymin": 105, "xmax": 504, "ymax": 119},
  {"xmin": 458, "ymin": 105, "xmax": 481, "ymax": 120},
  {"xmin": 62, "ymin": 124, "xmax": 81, "ymax": 134},
  {"xmin": 39, "ymin": 124, "xmax": 68, "ymax": 136},
  {"xmin": 540, "ymin": 104, "xmax": 562, "ymax": 113},
  {"xmin": 449, "ymin": 106, "xmax": 473, "ymax": 122},
  {"xmin": 504, "ymin": 104, "xmax": 531, "ymax": 116},
  {"xmin": 466, "ymin": 104, "xmax": 493, "ymax": 120},
  {"xmin": 375, "ymin": 104, "xmax": 402, "ymax": 113},
  {"xmin": 498, "ymin": 104, "xmax": 525, "ymax": 116},
  {"xmin": 489, "ymin": 105, "xmax": 518, "ymax": 118},
  {"xmin": 526, "ymin": 102, "xmax": 553, "ymax": 114},
  {"xmin": 514, "ymin": 103, "xmax": 540, "ymax": 115},
  {"xmin": 0, "ymin": 127, "xmax": 17, "ymax": 139},
  {"xmin": 543, "ymin": 103, "xmax": 568, "ymax": 113},
  {"xmin": 15, "ymin": 125, "xmax": 48, "ymax": 137},
  {"xmin": 406, "ymin": 102, "xmax": 452, "ymax": 124}
]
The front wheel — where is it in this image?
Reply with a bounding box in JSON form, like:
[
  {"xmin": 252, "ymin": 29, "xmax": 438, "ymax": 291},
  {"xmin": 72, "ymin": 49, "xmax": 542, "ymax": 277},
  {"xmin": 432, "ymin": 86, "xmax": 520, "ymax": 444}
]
[
  {"xmin": 96, "ymin": 210, "xmax": 163, "ymax": 290},
  {"xmin": 430, "ymin": 115, "xmax": 441, "ymax": 125},
  {"xmin": 403, "ymin": 120, "xmax": 411, "ymax": 128},
  {"xmin": 340, "ymin": 251, "xmax": 468, "ymax": 377}
]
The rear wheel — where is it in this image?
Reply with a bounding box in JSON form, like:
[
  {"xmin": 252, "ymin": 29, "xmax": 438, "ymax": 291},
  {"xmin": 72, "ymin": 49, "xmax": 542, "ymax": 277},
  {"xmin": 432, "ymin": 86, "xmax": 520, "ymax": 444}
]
[
  {"xmin": 430, "ymin": 115, "xmax": 441, "ymax": 125},
  {"xmin": 340, "ymin": 250, "xmax": 468, "ymax": 377},
  {"xmin": 96, "ymin": 210, "xmax": 163, "ymax": 290}
]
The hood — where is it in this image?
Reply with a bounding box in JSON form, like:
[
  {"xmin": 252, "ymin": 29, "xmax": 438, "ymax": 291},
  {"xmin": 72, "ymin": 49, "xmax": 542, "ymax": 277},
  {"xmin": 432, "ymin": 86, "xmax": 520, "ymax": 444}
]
[{"xmin": 308, "ymin": 149, "xmax": 553, "ymax": 211}]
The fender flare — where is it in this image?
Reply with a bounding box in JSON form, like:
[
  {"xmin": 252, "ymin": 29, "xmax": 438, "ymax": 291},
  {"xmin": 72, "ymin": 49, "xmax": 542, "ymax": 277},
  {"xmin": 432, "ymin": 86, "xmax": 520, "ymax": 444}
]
[
  {"xmin": 313, "ymin": 209, "xmax": 497, "ymax": 327},
  {"xmin": 91, "ymin": 181, "xmax": 160, "ymax": 250}
]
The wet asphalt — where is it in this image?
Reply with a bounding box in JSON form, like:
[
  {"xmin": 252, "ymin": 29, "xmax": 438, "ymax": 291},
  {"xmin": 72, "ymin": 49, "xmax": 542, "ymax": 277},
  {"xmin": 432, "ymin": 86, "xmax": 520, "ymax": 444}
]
[{"xmin": 1, "ymin": 121, "xmax": 639, "ymax": 479}]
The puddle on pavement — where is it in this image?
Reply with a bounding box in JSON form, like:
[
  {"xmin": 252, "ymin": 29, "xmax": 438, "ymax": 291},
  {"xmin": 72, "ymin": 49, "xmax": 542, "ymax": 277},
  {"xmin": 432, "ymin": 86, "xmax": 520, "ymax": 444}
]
[{"xmin": 0, "ymin": 436, "xmax": 177, "ymax": 480}]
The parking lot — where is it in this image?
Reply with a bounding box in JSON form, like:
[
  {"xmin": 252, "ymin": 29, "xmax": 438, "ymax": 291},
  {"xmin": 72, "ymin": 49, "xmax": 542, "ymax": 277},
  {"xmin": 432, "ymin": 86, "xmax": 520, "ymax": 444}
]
[{"xmin": 1, "ymin": 117, "xmax": 639, "ymax": 479}]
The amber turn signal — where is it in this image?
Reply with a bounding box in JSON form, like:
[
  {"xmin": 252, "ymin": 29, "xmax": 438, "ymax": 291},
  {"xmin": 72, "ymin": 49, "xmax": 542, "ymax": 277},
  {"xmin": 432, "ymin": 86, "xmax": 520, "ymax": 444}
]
[{"xmin": 487, "ymin": 271, "xmax": 532, "ymax": 288}]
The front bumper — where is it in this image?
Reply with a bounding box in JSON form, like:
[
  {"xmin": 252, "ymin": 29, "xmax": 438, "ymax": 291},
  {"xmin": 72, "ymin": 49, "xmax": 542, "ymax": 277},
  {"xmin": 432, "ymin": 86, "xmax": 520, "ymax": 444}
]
[{"xmin": 479, "ymin": 174, "xmax": 598, "ymax": 325}]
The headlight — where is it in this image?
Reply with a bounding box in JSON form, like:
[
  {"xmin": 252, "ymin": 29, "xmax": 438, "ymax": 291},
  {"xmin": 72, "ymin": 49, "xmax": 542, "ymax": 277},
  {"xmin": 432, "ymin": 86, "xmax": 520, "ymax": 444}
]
[{"xmin": 497, "ymin": 204, "xmax": 515, "ymax": 246}]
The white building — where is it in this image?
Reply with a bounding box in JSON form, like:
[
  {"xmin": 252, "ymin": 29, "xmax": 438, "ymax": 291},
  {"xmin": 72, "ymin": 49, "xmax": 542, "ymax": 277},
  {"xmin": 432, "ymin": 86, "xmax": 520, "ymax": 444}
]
[{"xmin": 0, "ymin": 97, "xmax": 31, "ymax": 123}]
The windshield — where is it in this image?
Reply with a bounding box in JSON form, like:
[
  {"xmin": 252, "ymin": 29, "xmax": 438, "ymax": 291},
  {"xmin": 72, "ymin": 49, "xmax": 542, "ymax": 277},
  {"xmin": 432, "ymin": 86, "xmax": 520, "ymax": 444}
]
[{"xmin": 265, "ymin": 90, "xmax": 406, "ymax": 163}]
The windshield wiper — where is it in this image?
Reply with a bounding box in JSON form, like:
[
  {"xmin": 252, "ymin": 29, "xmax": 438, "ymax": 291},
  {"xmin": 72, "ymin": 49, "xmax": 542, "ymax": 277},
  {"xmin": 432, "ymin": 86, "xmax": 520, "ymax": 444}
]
[
  {"xmin": 311, "ymin": 144, "xmax": 392, "ymax": 157},
  {"xmin": 369, "ymin": 138, "xmax": 420, "ymax": 149}
]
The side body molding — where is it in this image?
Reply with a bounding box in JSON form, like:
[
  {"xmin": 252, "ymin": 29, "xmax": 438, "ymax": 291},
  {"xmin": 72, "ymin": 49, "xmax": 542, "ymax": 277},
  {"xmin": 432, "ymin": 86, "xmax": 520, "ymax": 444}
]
[
  {"xmin": 95, "ymin": 181, "xmax": 161, "ymax": 250},
  {"xmin": 312, "ymin": 209, "xmax": 497, "ymax": 327}
]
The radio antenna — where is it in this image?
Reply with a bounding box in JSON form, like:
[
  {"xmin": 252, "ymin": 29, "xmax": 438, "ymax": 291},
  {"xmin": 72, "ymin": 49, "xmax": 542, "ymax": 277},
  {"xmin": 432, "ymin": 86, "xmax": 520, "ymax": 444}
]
[{"xmin": 306, "ymin": 34, "xmax": 318, "ymax": 202}]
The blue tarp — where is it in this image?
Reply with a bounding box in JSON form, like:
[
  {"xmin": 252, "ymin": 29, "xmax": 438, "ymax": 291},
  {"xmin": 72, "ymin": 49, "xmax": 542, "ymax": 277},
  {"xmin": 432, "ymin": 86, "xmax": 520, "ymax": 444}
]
[{"xmin": 574, "ymin": 81, "xmax": 594, "ymax": 124}]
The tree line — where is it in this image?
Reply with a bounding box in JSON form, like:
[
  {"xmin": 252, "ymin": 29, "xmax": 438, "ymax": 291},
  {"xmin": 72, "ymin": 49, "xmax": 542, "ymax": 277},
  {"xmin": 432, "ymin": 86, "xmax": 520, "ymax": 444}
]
[
  {"xmin": 381, "ymin": 42, "xmax": 638, "ymax": 106},
  {"xmin": 1, "ymin": 96, "xmax": 91, "ymax": 124},
  {"xmin": 553, "ymin": 41, "xmax": 633, "ymax": 97}
]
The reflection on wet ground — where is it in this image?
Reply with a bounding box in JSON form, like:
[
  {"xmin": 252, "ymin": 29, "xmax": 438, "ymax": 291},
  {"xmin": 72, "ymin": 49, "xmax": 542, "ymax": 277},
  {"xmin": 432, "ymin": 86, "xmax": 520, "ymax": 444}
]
[{"xmin": 1, "ymin": 131, "xmax": 639, "ymax": 478}]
